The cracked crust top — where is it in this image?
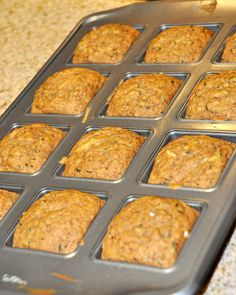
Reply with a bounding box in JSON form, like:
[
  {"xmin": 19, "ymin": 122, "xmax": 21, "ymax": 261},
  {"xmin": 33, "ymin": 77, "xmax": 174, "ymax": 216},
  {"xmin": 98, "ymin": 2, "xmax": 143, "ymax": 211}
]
[
  {"xmin": 145, "ymin": 26, "xmax": 214, "ymax": 63},
  {"xmin": 186, "ymin": 72, "xmax": 236, "ymax": 121},
  {"xmin": 13, "ymin": 190, "xmax": 104, "ymax": 254},
  {"xmin": 0, "ymin": 189, "xmax": 19, "ymax": 222},
  {"xmin": 0, "ymin": 124, "xmax": 65, "ymax": 173},
  {"xmin": 148, "ymin": 135, "xmax": 235, "ymax": 188},
  {"xmin": 107, "ymin": 74, "xmax": 182, "ymax": 118},
  {"xmin": 62, "ymin": 127, "xmax": 144, "ymax": 180},
  {"xmin": 102, "ymin": 196, "xmax": 198, "ymax": 268},
  {"xmin": 31, "ymin": 68, "xmax": 106, "ymax": 115},
  {"xmin": 72, "ymin": 24, "xmax": 140, "ymax": 64},
  {"xmin": 222, "ymin": 32, "xmax": 236, "ymax": 62}
]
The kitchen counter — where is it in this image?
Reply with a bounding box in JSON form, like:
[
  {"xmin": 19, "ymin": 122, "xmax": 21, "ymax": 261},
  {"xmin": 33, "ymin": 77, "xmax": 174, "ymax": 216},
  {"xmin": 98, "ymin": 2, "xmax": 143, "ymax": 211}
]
[{"xmin": 0, "ymin": 0, "xmax": 235, "ymax": 294}]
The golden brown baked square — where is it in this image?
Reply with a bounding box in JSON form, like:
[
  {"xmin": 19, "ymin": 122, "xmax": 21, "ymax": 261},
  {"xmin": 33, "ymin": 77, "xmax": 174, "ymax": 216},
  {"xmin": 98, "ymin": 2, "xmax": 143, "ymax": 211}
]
[
  {"xmin": 13, "ymin": 190, "xmax": 104, "ymax": 254},
  {"xmin": 145, "ymin": 26, "xmax": 213, "ymax": 63},
  {"xmin": 186, "ymin": 72, "xmax": 236, "ymax": 121},
  {"xmin": 0, "ymin": 189, "xmax": 19, "ymax": 222},
  {"xmin": 62, "ymin": 127, "xmax": 144, "ymax": 180},
  {"xmin": 222, "ymin": 32, "xmax": 236, "ymax": 62},
  {"xmin": 73, "ymin": 24, "xmax": 140, "ymax": 64},
  {"xmin": 148, "ymin": 135, "xmax": 235, "ymax": 188},
  {"xmin": 102, "ymin": 196, "xmax": 198, "ymax": 268},
  {"xmin": 0, "ymin": 124, "xmax": 65, "ymax": 173},
  {"xmin": 31, "ymin": 68, "xmax": 106, "ymax": 115},
  {"xmin": 107, "ymin": 74, "xmax": 182, "ymax": 118}
]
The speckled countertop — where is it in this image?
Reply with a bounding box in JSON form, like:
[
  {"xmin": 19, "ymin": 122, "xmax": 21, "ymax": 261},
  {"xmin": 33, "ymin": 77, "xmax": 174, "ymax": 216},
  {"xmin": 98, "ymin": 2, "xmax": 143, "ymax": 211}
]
[{"xmin": 0, "ymin": 0, "xmax": 235, "ymax": 294}]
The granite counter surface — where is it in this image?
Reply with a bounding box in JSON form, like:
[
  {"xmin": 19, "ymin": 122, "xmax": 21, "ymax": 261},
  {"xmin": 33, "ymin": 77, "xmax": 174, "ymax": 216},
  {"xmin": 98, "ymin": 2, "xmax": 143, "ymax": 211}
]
[{"xmin": 0, "ymin": 0, "xmax": 235, "ymax": 294}]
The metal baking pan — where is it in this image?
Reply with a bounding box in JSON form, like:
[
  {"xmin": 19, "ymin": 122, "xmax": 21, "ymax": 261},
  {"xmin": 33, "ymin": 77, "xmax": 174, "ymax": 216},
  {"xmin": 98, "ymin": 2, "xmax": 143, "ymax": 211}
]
[{"xmin": 0, "ymin": 1, "xmax": 236, "ymax": 294}]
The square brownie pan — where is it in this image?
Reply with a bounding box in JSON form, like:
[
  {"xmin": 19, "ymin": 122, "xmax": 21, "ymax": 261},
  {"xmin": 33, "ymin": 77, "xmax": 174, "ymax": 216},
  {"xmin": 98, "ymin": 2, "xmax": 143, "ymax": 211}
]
[{"xmin": 0, "ymin": 1, "xmax": 236, "ymax": 294}]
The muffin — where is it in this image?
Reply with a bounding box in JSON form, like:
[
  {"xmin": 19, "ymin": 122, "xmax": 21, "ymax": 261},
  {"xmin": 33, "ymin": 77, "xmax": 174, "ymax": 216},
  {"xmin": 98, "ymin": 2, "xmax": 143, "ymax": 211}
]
[
  {"xmin": 73, "ymin": 24, "xmax": 140, "ymax": 64},
  {"xmin": 0, "ymin": 189, "xmax": 19, "ymax": 222},
  {"xmin": 0, "ymin": 124, "xmax": 65, "ymax": 173},
  {"xmin": 148, "ymin": 135, "xmax": 235, "ymax": 188},
  {"xmin": 13, "ymin": 190, "xmax": 104, "ymax": 254},
  {"xmin": 186, "ymin": 72, "xmax": 236, "ymax": 121},
  {"xmin": 145, "ymin": 26, "xmax": 214, "ymax": 63},
  {"xmin": 31, "ymin": 68, "xmax": 106, "ymax": 115},
  {"xmin": 107, "ymin": 74, "xmax": 182, "ymax": 118},
  {"xmin": 62, "ymin": 127, "xmax": 144, "ymax": 180},
  {"xmin": 222, "ymin": 32, "xmax": 236, "ymax": 62},
  {"xmin": 102, "ymin": 196, "xmax": 198, "ymax": 268}
]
